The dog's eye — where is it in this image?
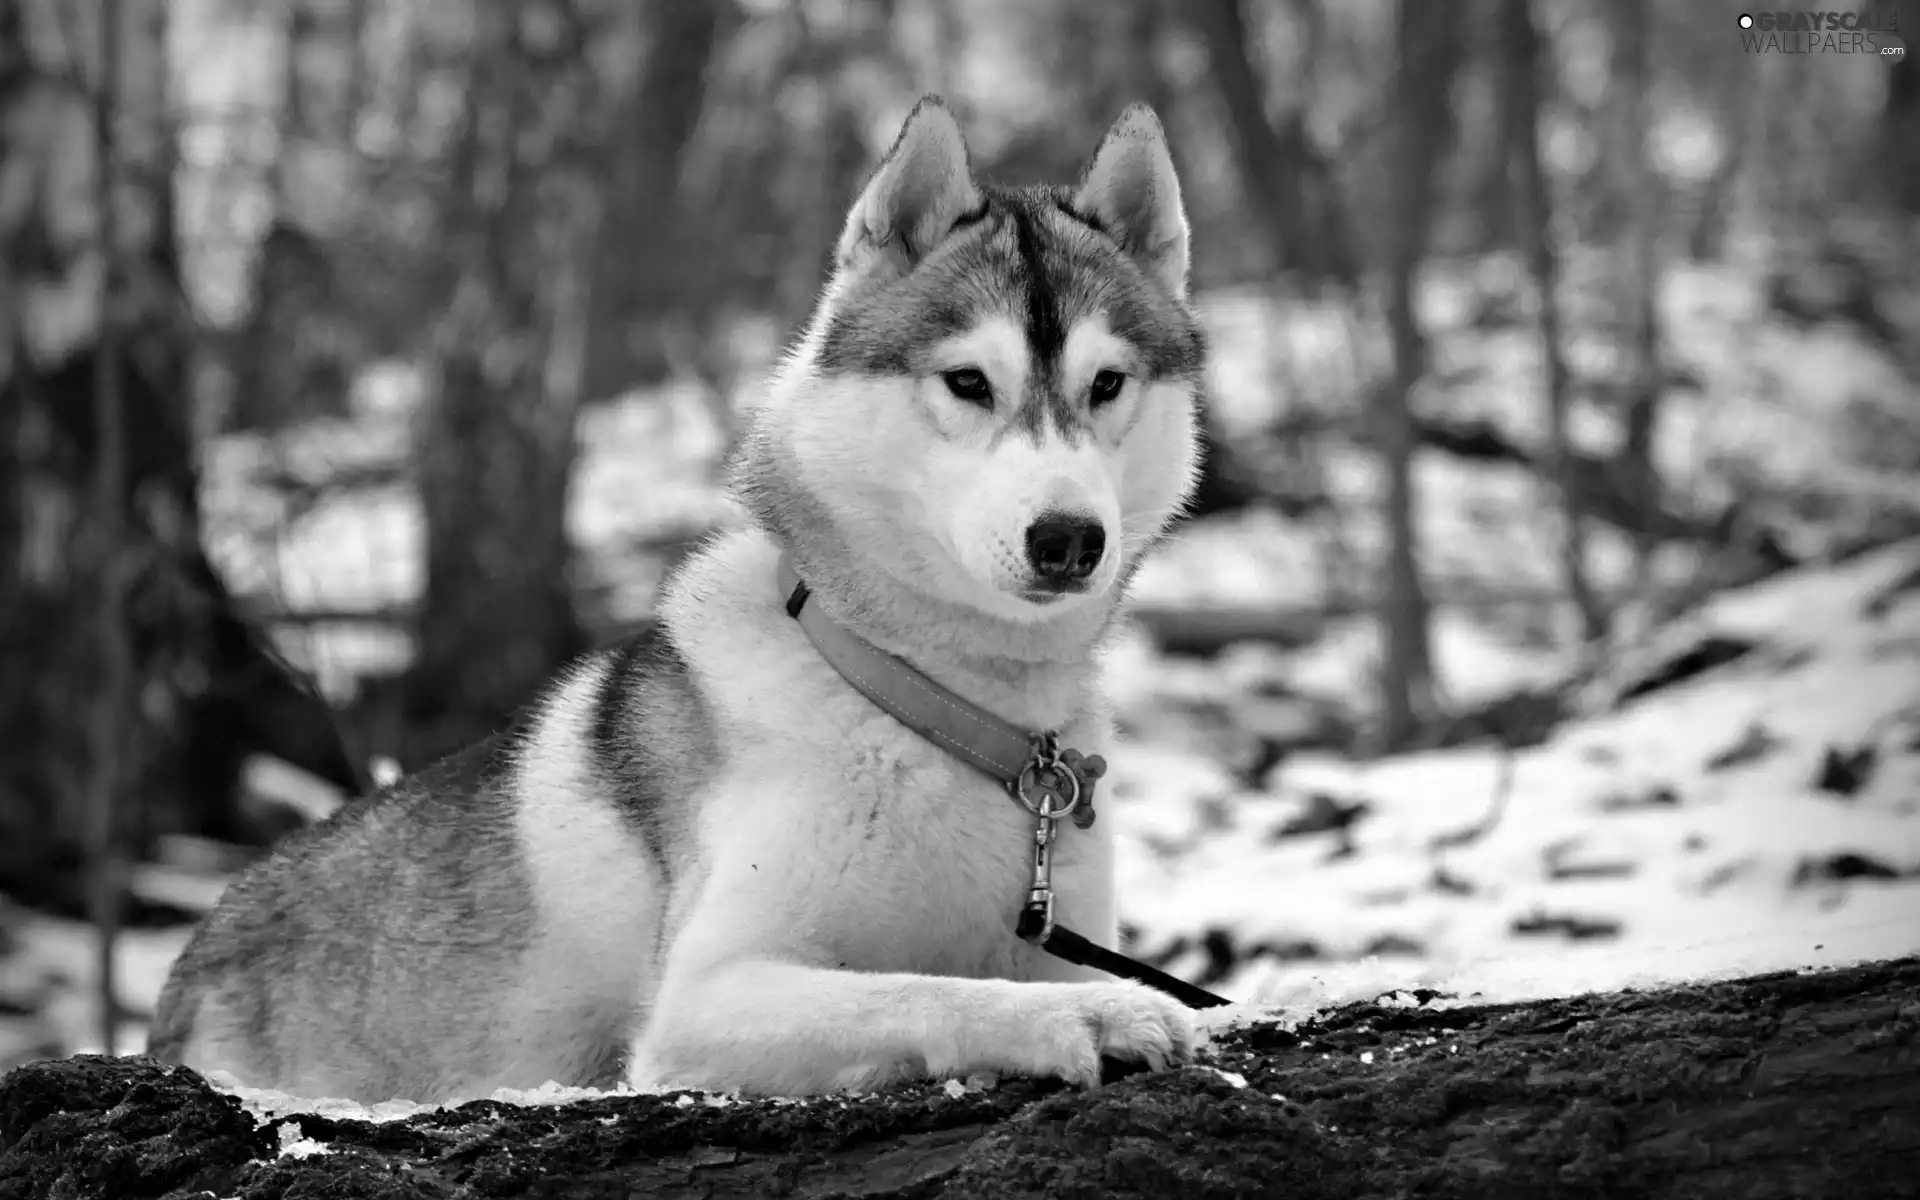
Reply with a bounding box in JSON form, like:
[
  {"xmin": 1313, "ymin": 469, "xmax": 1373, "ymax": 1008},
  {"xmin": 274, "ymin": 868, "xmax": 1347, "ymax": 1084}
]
[
  {"xmin": 1090, "ymin": 369, "xmax": 1127, "ymax": 407},
  {"xmin": 940, "ymin": 369, "xmax": 993, "ymax": 407}
]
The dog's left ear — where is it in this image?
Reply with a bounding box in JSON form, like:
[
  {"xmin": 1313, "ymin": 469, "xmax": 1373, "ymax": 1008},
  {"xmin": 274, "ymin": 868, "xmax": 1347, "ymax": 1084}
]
[{"xmin": 1074, "ymin": 105, "xmax": 1190, "ymax": 297}]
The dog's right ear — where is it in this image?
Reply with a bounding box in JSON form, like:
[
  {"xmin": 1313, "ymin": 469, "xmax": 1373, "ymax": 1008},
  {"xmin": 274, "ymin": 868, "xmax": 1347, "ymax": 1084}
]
[
  {"xmin": 1075, "ymin": 105, "xmax": 1190, "ymax": 297},
  {"xmin": 837, "ymin": 96, "xmax": 982, "ymax": 278}
]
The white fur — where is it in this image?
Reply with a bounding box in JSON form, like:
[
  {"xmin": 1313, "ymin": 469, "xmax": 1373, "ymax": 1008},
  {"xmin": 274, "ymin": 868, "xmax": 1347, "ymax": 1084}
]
[
  {"xmin": 625, "ymin": 532, "xmax": 1194, "ymax": 1094},
  {"xmin": 774, "ymin": 310, "xmax": 1183, "ymax": 626},
  {"xmin": 942, "ymin": 428, "xmax": 1123, "ymax": 614},
  {"xmin": 506, "ymin": 660, "xmax": 665, "ymax": 1071}
]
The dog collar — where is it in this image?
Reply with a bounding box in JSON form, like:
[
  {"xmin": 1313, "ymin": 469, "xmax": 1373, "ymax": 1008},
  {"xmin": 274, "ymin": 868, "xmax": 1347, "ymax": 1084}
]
[
  {"xmin": 776, "ymin": 552, "xmax": 1231, "ymax": 1010},
  {"xmin": 776, "ymin": 553, "xmax": 1103, "ymax": 830}
]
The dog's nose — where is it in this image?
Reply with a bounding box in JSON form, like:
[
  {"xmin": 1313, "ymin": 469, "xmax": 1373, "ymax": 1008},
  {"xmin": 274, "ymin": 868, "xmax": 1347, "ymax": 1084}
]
[{"xmin": 1025, "ymin": 517, "xmax": 1106, "ymax": 582}]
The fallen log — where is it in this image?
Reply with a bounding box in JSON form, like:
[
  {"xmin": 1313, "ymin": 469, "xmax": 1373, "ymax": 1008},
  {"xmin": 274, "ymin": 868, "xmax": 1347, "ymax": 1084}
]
[
  {"xmin": 1, "ymin": 957, "xmax": 1914, "ymax": 1198},
  {"xmin": 1128, "ymin": 583, "xmax": 1579, "ymax": 659}
]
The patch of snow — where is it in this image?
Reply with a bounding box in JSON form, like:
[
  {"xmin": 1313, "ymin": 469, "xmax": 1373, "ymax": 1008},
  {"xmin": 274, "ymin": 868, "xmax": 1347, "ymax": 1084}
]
[
  {"xmin": 486, "ymin": 1079, "xmax": 640, "ymax": 1107},
  {"xmin": 212, "ymin": 1073, "xmax": 441, "ymax": 1124},
  {"xmin": 274, "ymin": 1120, "xmax": 329, "ymax": 1159},
  {"xmin": 241, "ymin": 754, "xmax": 346, "ymax": 825},
  {"xmin": 1119, "ymin": 540, "xmax": 1920, "ymax": 1006},
  {"xmin": 1225, "ymin": 890, "xmax": 1918, "ymax": 1011},
  {"xmin": 8, "ymin": 917, "xmax": 191, "ymax": 1059},
  {"xmin": 209, "ymin": 1072, "xmax": 727, "ymax": 1122}
]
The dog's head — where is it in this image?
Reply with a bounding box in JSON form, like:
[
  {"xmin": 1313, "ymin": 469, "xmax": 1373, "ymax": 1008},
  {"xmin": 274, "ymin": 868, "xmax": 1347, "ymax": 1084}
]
[{"xmin": 739, "ymin": 97, "xmax": 1205, "ymax": 625}]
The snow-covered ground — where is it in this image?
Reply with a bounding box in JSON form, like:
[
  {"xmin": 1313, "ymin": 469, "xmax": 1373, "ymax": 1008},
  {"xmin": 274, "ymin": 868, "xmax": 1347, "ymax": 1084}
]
[{"xmin": 1107, "ymin": 538, "xmax": 1920, "ymax": 1003}]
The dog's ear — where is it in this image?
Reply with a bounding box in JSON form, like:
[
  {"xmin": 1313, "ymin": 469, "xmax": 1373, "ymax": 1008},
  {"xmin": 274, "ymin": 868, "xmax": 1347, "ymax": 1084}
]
[
  {"xmin": 838, "ymin": 95, "xmax": 982, "ymax": 277},
  {"xmin": 1074, "ymin": 105, "xmax": 1190, "ymax": 297}
]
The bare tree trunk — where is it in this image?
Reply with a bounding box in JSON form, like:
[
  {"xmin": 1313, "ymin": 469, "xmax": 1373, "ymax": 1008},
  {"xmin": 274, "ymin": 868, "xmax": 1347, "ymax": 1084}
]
[
  {"xmin": 1188, "ymin": 0, "xmax": 1451, "ymax": 740},
  {"xmin": 1, "ymin": 0, "xmax": 356, "ymax": 926},
  {"xmin": 1101, "ymin": 0, "xmax": 1261, "ymax": 521},
  {"xmin": 579, "ymin": 0, "xmax": 723, "ymax": 398},
  {"xmin": 1506, "ymin": 0, "xmax": 1608, "ymax": 647},
  {"xmin": 1887, "ymin": 44, "xmax": 1918, "ymax": 212},
  {"xmin": 1470, "ymin": 0, "xmax": 1520, "ymax": 250},
  {"xmin": 404, "ymin": 3, "xmax": 617, "ymax": 765},
  {"xmin": 79, "ymin": 0, "xmax": 132, "ymax": 1058},
  {"xmin": 227, "ymin": 0, "xmax": 372, "ymax": 432},
  {"xmin": 1688, "ymin": 111, "xmax": 1746, "ymax": 260},
  {"xmin": 1187, "ymin": 0, "xmax": 1360, "ymax": 288},
  {"xmin": 1611, "ymin": 0, "xmax": 1664, "ymax": 645},
  {"xmin": 1372, "ymin": 0, "xmax": 1459, "ymax": 752}
]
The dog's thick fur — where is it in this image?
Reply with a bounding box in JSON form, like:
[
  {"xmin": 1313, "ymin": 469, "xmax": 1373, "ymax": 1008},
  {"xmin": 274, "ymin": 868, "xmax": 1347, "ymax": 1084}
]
[{"xmin": 150, "ymin": 97, "xmax": 1209, "ymax": 1103}]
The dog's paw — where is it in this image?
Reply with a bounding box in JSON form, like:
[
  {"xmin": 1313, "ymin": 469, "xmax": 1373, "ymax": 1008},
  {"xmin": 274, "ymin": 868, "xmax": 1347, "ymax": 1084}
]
[{"xmin": 1016, "ymin": 981, "xmax": 1196, "ymax": 1088}]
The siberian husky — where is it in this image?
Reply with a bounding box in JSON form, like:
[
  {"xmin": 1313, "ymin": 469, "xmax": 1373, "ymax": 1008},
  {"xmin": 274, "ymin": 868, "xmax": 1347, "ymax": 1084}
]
[{"xmin": 151, "ymin": 96, "xmax": 1211, "ymax": 1103}]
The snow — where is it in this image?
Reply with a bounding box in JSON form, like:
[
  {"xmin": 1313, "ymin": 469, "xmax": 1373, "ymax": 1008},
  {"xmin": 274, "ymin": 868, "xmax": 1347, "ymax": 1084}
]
[
  {"xmin": 1, "ymin": 916, "xmax": 191, "ymax": 1061},
  {"xmin": 273, "ymin": 1120, "xmax": 330, "ymax": 1159},
  {"xmin": 1110, "ymin": 539, "xmax": 1920, "ymax": 1005},
  {"xmin": 1225, "ymin": 890, "xmax": 1917, "ymax": 1014},
  {"xmin": 207, "ymin": 1072, "xmax": 688, "ymax": 1125}
]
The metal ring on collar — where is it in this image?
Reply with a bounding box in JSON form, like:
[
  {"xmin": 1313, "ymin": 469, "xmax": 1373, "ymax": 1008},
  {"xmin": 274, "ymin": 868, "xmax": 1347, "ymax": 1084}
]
[{"xmin": 1014, "ymin": 757, "xmax": 1081, "ymax": 820}]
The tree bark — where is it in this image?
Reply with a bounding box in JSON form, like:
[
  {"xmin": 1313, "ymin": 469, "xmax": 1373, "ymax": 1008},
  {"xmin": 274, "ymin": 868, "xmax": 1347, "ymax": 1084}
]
[
  {"xmin": 1372, "ymin": 0, "xmax": 1459, "ymax": 752},
  {"xmin": 1506, "ymin": 0, "xmax": 1608, "ymax": 646},
  {"xmin": 402, "ymin": 3, "xmax": 611, "ymax": 765},
  {"xmin": 1887, "ymin": 38, "xmax": 1917, "ymax": 212},
  {"xmin": 1186, "ymin": 0, "xmax": 1359, "ymax": 288},
  {"xmin": 1469, "ymin": 0, "xmax": 1520, "ymax": 249},
  {"xmin": 0, "ymin": 0, "xmax": 358, "ymax": 918},
  {"xmin": 227, "ymin": 0, "xmax": 372, "ymax": 432},
  {"xmin": 4, "ymin": 956, "xmax": 1917, "ymax": 1197},
  {"xmin": 1610, "ymin": 0, "xmax": 1665, "ymax": 645},
  {"xmin": 578, "ymin": 0, "xmax": 724, "ymax": 398},
  {"xmin": 81, "ymin": 0, "xmax": 134, "ymax": 1061}
]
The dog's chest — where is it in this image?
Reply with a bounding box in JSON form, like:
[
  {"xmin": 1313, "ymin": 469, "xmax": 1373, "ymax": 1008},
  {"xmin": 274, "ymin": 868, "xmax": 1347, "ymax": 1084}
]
[{"xmin": 806, "ymin": 709, "xmax": 1103, "ymax": 980}]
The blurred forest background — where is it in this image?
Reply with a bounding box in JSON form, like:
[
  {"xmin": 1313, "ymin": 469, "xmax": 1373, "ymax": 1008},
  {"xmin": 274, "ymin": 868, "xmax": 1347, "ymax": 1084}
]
[{"xmin": 2, "ymin": 0, "xmax": 1917, "ymax": 1065}]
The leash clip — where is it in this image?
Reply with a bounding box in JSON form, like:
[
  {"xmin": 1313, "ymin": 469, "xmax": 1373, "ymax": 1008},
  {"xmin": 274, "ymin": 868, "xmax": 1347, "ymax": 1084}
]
[
  {"xmin": 1016, "ymin": 817, "xmax": 1059, "ymax": 944},
  {"xmin": 1010, "ymin": 735, "xmax": 1109, "ymax": 944}
]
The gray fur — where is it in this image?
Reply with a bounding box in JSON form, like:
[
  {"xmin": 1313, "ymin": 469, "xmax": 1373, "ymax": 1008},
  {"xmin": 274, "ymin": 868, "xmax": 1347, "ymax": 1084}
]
[
  {"xmin": 149, "ymin": 630, "xmax": 711, "ymax": 1102},
  {"xmin": 149, "ymin": 736, "xmax": 542, "ymax": 1093},
  {"xmin": 587, "ymin": 625, "xmax": 717, "ymax": 886},
  {"xmin": 815, "ymin": 184, "xmax": 1205, "ymax": 428}
]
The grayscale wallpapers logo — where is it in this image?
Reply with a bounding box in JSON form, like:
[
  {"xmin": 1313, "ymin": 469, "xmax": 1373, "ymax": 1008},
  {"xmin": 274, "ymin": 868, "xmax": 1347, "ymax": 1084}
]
[{"xmin": 1737, "ymin": 10, "xmax": 1908, "ymax": 57}]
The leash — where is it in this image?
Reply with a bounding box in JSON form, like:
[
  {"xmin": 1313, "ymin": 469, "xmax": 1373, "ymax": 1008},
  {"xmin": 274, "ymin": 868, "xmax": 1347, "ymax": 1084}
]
[{"xmin": 778, "ymin": 554, "xmax": 1231, "ymax": 1010}]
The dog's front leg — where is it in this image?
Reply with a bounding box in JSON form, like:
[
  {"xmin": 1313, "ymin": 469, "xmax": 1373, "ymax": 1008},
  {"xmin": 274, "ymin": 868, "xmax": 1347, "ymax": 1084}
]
[{"xmin": 630, "ymin": 958, "xmax": 1196, "ymax": 1095}]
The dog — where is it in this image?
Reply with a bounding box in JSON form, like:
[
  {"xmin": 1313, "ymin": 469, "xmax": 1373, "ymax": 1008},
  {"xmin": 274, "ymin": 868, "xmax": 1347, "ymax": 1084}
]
[{"xmin": 150, "ymin": 95, "xmax": 1210, "ymax": 1103}]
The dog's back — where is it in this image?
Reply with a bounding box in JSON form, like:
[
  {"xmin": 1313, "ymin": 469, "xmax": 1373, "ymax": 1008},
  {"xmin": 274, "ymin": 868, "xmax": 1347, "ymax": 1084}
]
[{"xmin": 151, "ymin": 629, "xmax": 709, "ymax": 1103}]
